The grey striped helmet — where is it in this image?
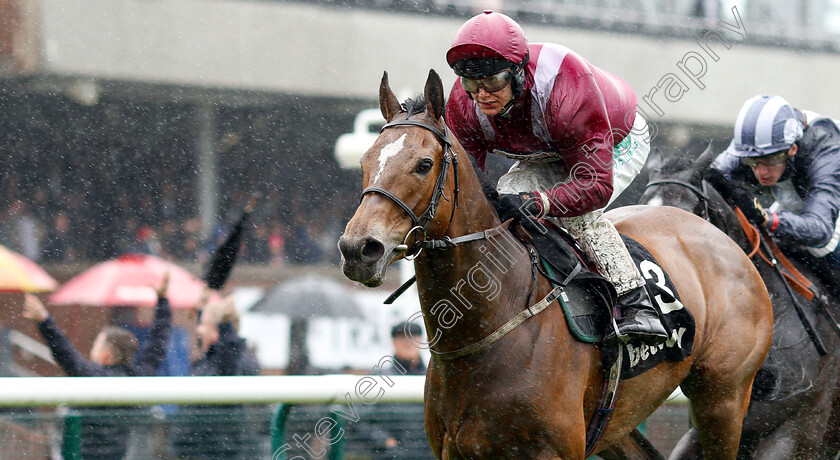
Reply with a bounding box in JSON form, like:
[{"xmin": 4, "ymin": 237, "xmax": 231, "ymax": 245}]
[{"xmin": 732, "ymin": 95, "xmax": 803, "ymax": 157}]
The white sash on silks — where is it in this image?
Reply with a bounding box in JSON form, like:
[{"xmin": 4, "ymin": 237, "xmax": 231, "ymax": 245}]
[{"xmin": 496, "ymin": 113, "xmax": 651, "ymax": 206}]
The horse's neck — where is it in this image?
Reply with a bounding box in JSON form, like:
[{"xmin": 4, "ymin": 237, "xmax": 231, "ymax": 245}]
[
  {"xmin": 414, "ymin": 170, "xmax": 535, "ymax": 354},
  {"xmin": 445, "ymin": 157, "xmax": 499, "ymax": 237},
  {"xmin": 414, "ymin": 231, "xmax": 534, "ymax": 354},
  {"xmin": 706, "ymin": 187, "xmax": 753, "ymax": 251}
]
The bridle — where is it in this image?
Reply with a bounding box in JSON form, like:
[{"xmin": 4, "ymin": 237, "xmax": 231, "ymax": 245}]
[
  {"xmin": 645, "ymin": 177, "xmax": 737, "ymax": 238},
  {"xmin": 360, "ymin": 118, "xmax": 461, "ymax": 260},
  {"xmin": 645, "ymin": 178, "xmax": 711, "ymax": 220}
]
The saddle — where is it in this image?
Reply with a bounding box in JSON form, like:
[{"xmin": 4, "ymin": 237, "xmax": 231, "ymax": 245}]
[{"xmin": 515, "ymin": 218, "xmax": 695, "ymax": 380}]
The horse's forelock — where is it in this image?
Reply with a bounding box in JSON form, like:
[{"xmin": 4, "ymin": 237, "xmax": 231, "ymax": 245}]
[
  {"xmin": 401, "ymin": 95, "xmax": 427, "ymax": 118},
  {"xmin": 658, "ymin": 155, "xmax": 696, "ymax": 177}
]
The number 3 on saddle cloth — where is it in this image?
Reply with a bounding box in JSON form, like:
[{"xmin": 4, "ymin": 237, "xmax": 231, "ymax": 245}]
[{"xmin": 520, "ymin": 219, "xmax": 695, "ymax": 380}]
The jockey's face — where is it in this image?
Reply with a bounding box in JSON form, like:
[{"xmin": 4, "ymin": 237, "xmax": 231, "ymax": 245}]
[
  {"xmin": 473, "ymin": 83, "xmax": 514, "ymax": 117},
  {"xmin": 748, "ymin": 145, "xmax": 797, "ymax": 187}
]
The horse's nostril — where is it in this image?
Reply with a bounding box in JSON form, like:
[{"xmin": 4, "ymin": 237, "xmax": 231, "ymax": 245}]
[{"xmin": 360, "ymin": 237, "xmax": 385, "ymax": 264}]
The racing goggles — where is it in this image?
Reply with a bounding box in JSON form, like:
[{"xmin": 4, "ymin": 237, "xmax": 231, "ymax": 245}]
[
  {"xmin": 460, "ymin": 69, "xmax": 514, "ymax": 94},
  {"xmin": 740, "ymin": 149, "xmax": 790, "ymax": 168}
]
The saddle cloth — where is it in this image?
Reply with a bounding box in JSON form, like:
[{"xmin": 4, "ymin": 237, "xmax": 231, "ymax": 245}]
[{"xmin": 532, "ymin": 225, "xmax": 695, "ymax": 380}]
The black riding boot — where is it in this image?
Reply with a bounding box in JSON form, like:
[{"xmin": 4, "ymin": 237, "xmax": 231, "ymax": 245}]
[{"xmin": 604, "ymin": 286, "xmax": 668, "ymax": 345}]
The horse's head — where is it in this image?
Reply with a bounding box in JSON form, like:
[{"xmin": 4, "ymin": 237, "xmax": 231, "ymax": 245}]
[
  {"xmin": 339, "ymin": 69, "xmax": 475, "ymax": 287},
  {"xmin": 641, "ymin": 142, "xmax": 746, "ymax": 242},
  {"xmin": 640, "ymin": 143, "xmax": 717, "ymax": 216}
]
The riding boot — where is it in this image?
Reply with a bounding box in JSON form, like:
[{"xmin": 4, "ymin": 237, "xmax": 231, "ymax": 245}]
[{"xmin": 604, "ymin": 285, "xmax": 669, "ymax": 345}]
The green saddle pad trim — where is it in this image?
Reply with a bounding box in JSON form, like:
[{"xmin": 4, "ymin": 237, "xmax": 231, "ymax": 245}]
[{"xmin": 540, "ymin": 257, "xmax": 602, "ymax": 343}]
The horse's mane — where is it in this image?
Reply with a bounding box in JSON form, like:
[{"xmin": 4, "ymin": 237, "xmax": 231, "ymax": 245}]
[{"xmin": 401, "ymin": 95, "xmax": 426, "ymax": 118}]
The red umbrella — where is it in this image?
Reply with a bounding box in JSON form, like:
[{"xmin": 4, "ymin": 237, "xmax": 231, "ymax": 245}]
[
  {"xmin": 49, "ymin": 253, "xmax": 218, "ymax": 309},
  {"xmin": 0, "ymin": 245, "xmax": 58, "ymax": 293}
]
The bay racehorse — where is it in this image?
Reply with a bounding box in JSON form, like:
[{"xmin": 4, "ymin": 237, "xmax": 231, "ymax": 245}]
[
  {"xmin": 338, "ymin": 70, "xmax": 773, "ymax": 459},
  {"xmin": 641, "ymin": 145, "xmax": 840, "ymax": 459}
]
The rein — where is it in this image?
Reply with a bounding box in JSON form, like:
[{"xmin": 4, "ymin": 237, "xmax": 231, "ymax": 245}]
[
  {"xmin": 732, "ymin": 207, "xmax": 762, "ymax": 258},
  {"xmin": 432, "ymin": 283, "xmax": 565, "ymax": 361},
  {"xmin": 647, "ymin": 178, "xmax": 817, "ymax": 296},
  {"xmin": 382, "ymin": 224, "xmax": 510, "ymax": 305},
  {"xmin": 645, "ymin": 178, "xmax": 710, "ymax": 219},
  {"xmin": 425, "ymin": 230, "xmax": 562, "ymax": 361},
  {"xmin": 731, "ymin": 207, "xmax": 815, "ymax": 300}
]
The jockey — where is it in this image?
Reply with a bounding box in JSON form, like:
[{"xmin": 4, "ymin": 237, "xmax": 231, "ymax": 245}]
[
  {"xmin": 445, "ymin": 10, "xmax": 667, "ymax": 345},
  {"xmin": 706, "ymin": 95, "xmax": 840, "ymax": 294}
]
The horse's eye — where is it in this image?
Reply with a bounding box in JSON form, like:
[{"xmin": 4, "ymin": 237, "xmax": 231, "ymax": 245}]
[{"xmin": 415, "ymin": 158, "xmax": 434, "ymax": 174}]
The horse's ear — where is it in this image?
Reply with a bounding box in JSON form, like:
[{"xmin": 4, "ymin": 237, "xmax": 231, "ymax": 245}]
[
  {"xmin": 645, "ymin": 147, "xmax": 665, "ymax": 174},
  {"xmin": 379, "ymin": 71, "xmax": 402, "ymax": 122},
  {"xmin": 423, "ymin": 69, "xmax": 446, "ymax": 122},
  {"xmin": 695, "ymin": 141, "xmax": 717, "ymax": 172}
]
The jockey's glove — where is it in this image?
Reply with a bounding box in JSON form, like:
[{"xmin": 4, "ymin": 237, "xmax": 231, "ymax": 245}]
[
  {"xmin": 730, "ymin": 187, "xmax": 771, "ymax": 227},
  {"xmin": 479, "ymin": 176, "xmax": 500, "ymax": 205},
  {"xmin": 497, "ymin": 193, "xmax": 543, "ymax": 223},
  {"xmin": 705, "ymin": 169, "xmax": 778, "ymax": 229}
]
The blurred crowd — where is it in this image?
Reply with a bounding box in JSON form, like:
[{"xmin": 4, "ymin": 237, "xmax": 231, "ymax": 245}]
[
  {"xmin": 0, "ymin": 91, "xmax": 359, "ymax": 266},
  {"xmin": 0, "ymin": 196, "xmax": 344, "ymax": 266}
]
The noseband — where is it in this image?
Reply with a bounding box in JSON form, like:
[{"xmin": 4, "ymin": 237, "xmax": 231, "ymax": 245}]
[
  {"xmin": 645, "ymin": 178, "xmax": 711, "ymax": 220},
  {"xmin": 360, "ymin": 119, "xmax": 460, "ymax": 259}
]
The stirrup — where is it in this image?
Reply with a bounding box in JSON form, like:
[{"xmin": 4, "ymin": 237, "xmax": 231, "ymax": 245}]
[{"xmin": 607, "ymin": 316, "xmax": 630, "ymax": 344}]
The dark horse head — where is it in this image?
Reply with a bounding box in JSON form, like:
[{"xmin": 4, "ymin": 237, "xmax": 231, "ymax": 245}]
[
  {"xmin": 641, "ymin": 144, "xmax": 745, "ymax": 249},
  {"xmin": 641, "ymin": 144, "xmax": 840, "ymax": 459}
]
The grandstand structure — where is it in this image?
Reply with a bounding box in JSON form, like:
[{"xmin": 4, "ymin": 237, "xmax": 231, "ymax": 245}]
[{"xmin": 2, "ymin": 0, "xmax": 839, "ymax": 237}]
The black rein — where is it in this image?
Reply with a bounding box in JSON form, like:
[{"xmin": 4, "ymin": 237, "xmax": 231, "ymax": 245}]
[{"xmin": 645, "ymin": 178, "xmax": 711, "ymax": 220}]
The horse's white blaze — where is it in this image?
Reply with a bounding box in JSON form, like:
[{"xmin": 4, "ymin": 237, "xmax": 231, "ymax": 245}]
[
  {"xmin": 646, "ymin": 196, "xmax": 664, "ymax": 207},
  {"xmin": 372, "ymin": 133, "xmax": 407, "ymax": 184}
]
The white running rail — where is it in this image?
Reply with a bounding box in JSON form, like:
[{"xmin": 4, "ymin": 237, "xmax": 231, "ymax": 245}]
[{"xmin": 0, "ymin": 374, "xmax": 687, "ymax": 407}]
